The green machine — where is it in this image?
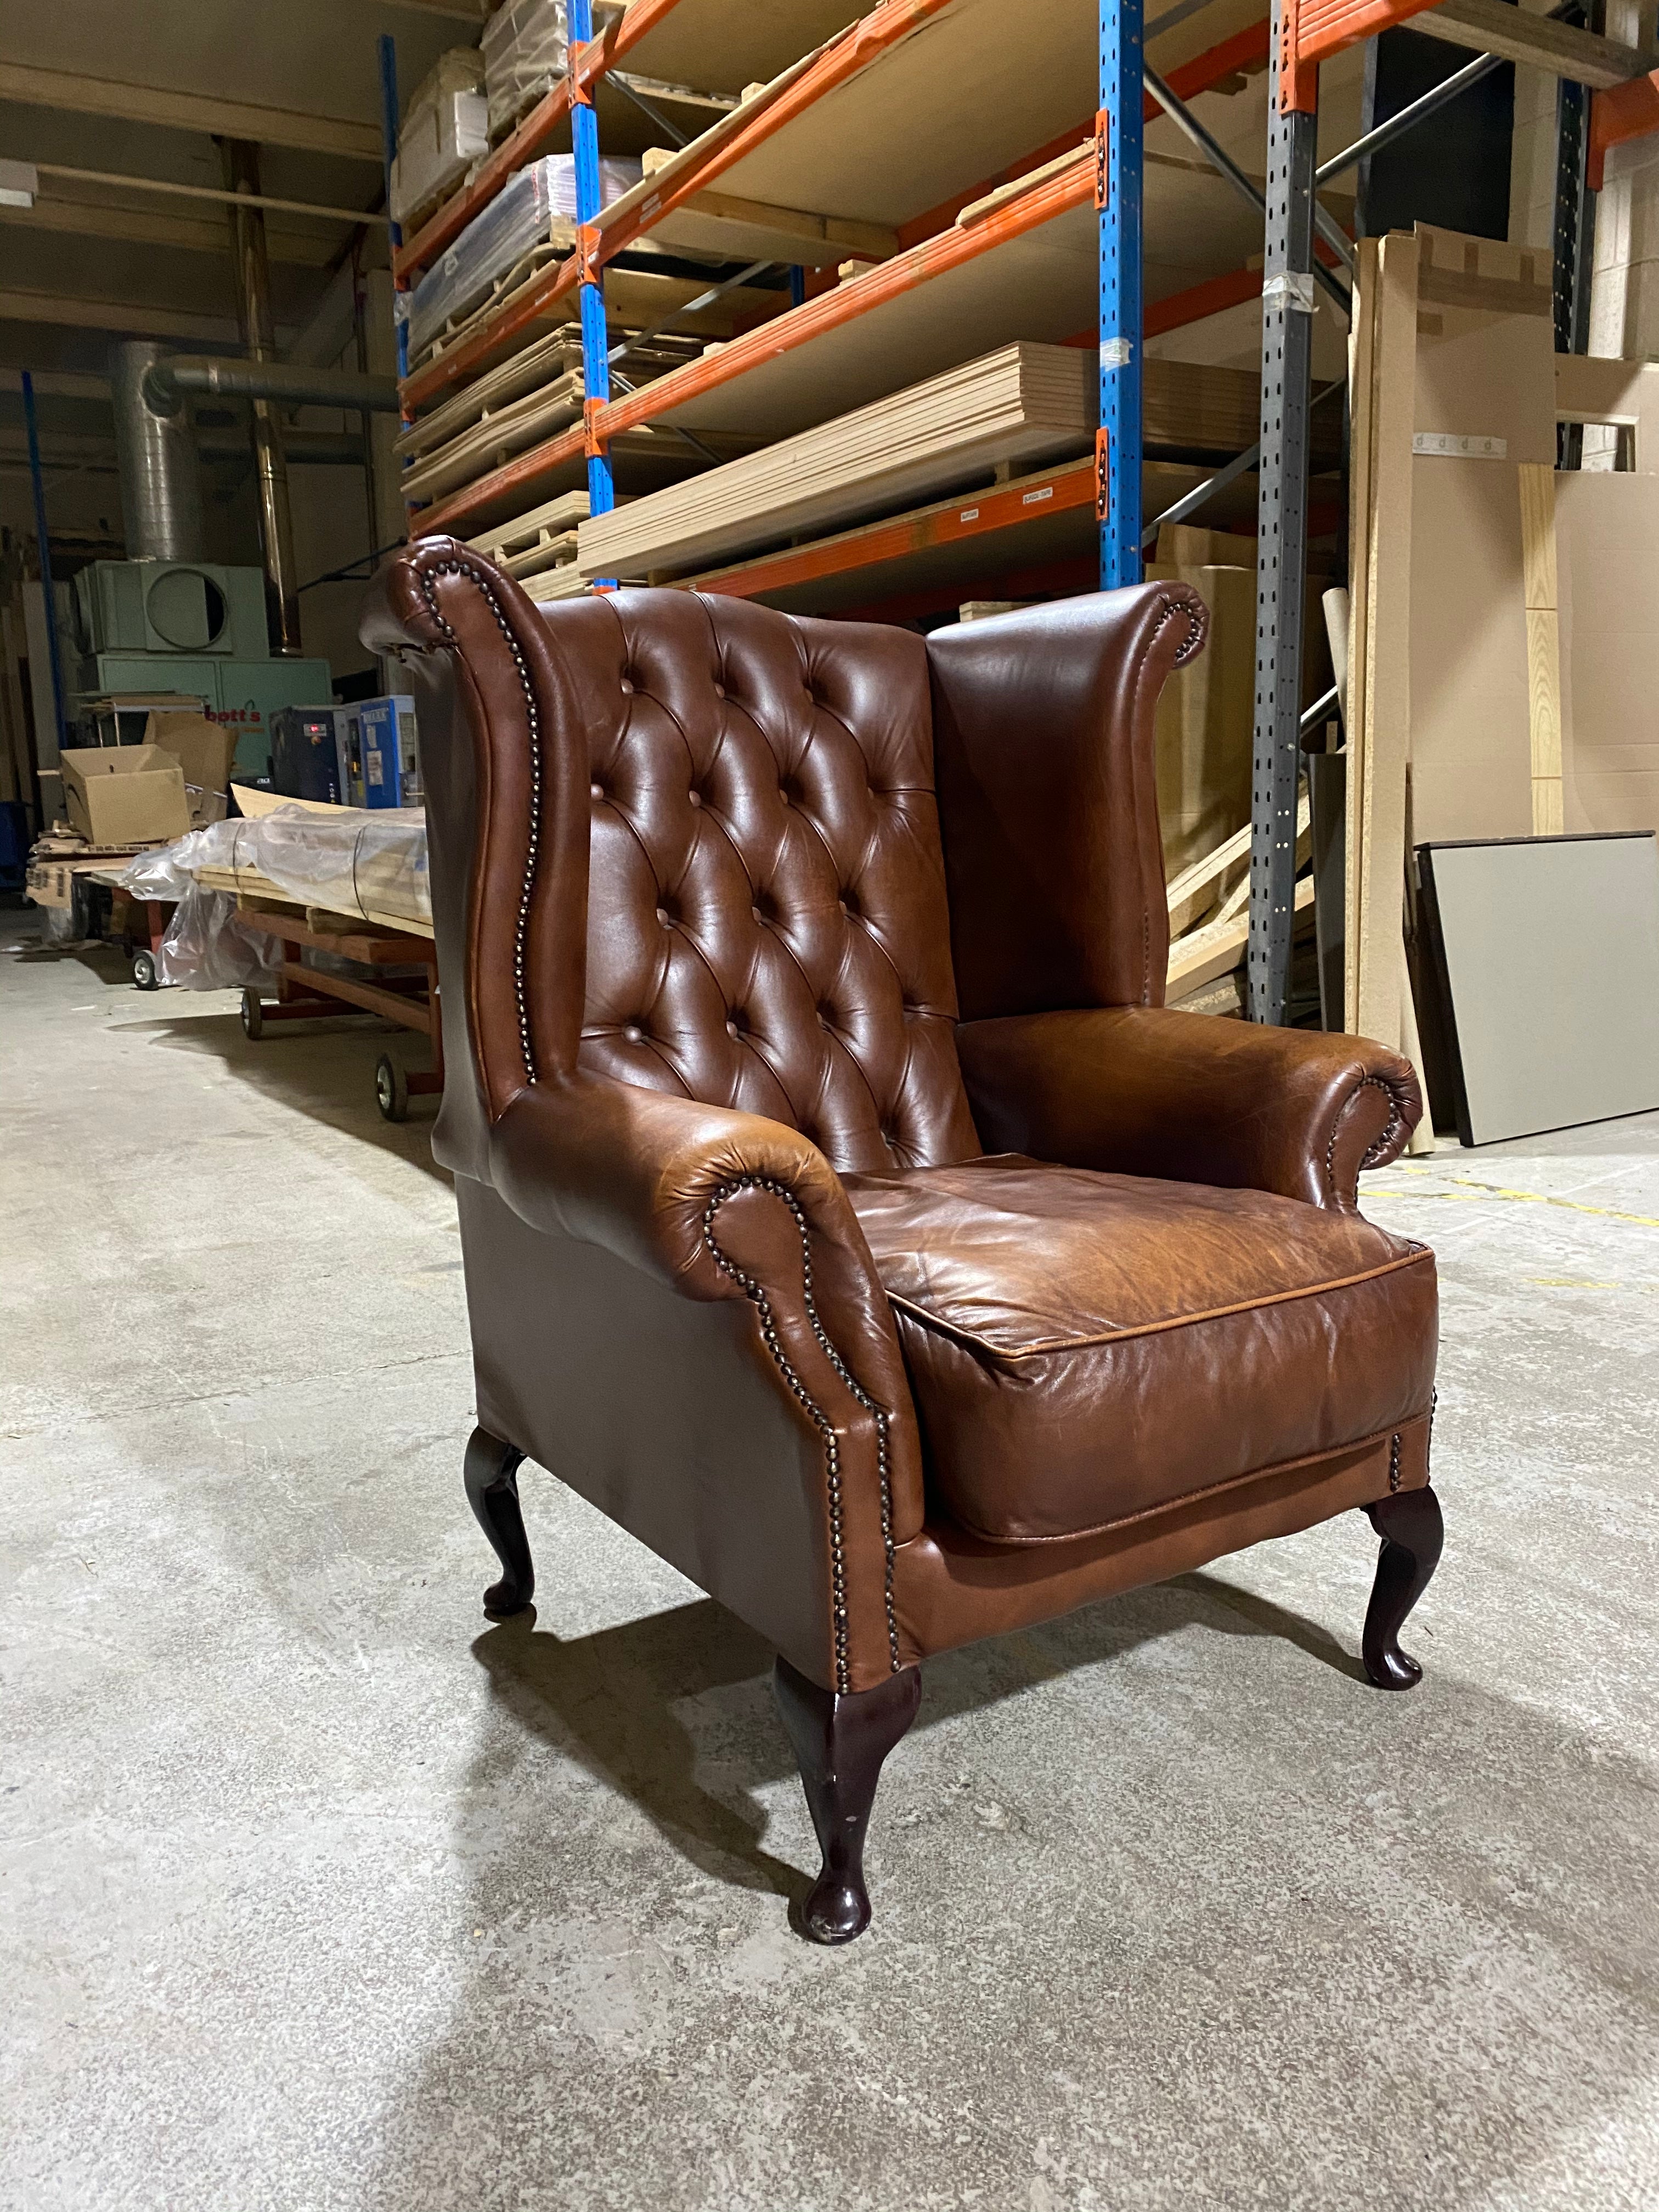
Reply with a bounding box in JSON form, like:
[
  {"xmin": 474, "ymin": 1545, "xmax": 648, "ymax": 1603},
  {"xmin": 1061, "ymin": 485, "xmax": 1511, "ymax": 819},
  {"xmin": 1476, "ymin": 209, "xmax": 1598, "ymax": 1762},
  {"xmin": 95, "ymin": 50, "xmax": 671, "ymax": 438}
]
[{"xmin": 70, "ymin": 561, "xmax": 332, "ymax": 776}]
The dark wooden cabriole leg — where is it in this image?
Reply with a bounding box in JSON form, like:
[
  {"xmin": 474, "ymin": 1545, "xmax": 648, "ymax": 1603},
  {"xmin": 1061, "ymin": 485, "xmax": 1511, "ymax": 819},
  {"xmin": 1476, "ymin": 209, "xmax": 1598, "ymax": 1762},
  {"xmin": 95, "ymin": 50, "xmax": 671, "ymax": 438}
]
[
  {"xmin": 772, "ymin": 1654, "xmax": 922, "ymax": 1945},
  {"xmin": 463, "ymin": 1426, "xmax": 532, "ymax": 1617},
  {"xmin": 1363, "ymin": 1486, "xmax": 1443, "ymax": 1690}
]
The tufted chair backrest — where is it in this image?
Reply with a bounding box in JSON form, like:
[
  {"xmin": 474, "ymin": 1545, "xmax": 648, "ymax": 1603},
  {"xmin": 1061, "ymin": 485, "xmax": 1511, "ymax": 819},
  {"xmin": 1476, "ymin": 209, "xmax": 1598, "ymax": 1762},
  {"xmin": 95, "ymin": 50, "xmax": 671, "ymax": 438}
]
[{"xmin": 539, "ymin": 588, "xmax": 983, "ymax": 1178}]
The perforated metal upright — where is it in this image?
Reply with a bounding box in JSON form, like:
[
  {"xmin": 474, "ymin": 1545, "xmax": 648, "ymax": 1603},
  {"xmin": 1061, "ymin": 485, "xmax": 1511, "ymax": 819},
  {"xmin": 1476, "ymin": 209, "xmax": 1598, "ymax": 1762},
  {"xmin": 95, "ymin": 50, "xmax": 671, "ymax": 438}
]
[
  {"xmin": 568, "ymin": 0, "xmax": 617, "ymax": 534},
  {"xmin": 1247, "ymin": 0, "xmax": 1318, "ymax": 1026},
  {"xmin": 1098, "ymin": 0, "xmax": 1144, "ymax": 588}
]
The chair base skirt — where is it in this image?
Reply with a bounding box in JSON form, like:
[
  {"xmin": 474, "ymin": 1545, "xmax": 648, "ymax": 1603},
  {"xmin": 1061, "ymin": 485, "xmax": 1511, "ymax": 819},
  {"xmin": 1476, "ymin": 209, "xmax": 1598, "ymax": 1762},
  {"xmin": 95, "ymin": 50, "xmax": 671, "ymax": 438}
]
[{"xmin": 891, "ymin": 1415, "xmax": 1432, "ymax": 1669}]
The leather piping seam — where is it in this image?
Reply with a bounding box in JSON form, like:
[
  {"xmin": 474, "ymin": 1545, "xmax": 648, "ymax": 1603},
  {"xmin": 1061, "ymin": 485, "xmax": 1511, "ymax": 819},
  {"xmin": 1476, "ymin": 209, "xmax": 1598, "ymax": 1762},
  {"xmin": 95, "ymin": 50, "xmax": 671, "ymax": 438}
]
[
  {"xmin": 699, "ymin": 1175, "xmax": 901, "ymax": 1691},
  {"xmin": 1150, "ymin": 589, "xmax": 1208, "ymax": 667},
  {"xmin": 414, "ymin": 555, "xmax": 543, "ymax": 1087},
  {"xmin": 1326, "ymin": 1071, "xmax": 1410, "ymax": 1203},
  {"xmin": 884, "ymin": 1242, "xmax": 1432, "ymax": 1360},
  {"xmin": 932, "ymin": 1409, "xmax": 1435, "ymax": 1550}
]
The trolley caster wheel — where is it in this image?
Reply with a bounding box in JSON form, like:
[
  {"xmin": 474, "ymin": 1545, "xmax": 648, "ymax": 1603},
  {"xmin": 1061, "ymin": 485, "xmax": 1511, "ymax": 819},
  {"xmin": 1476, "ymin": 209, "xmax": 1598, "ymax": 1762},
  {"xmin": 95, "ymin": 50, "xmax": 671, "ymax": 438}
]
[
  {"xmin": 375, "ymin": 1054, "xmax": 409, "ymax": 1122},
  {"xmin": 240, "ymin": 988, "xmax": 264, "ymax": 1040},
  {"xmin": 131, "ymin": 949, "xmax": 160, "ymax": 991}
]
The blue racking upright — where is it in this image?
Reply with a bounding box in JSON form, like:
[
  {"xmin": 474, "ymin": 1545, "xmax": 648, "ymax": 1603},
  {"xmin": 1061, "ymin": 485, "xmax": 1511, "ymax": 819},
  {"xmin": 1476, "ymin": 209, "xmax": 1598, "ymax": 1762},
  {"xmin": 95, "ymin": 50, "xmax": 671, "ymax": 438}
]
[
  {"xmin": 567, "ymin": 0, "xmax": 617, "ymax": 534},
  {"xmin": 1098, "ymin": 0, "xmax": 1144, "ymax": 591}
]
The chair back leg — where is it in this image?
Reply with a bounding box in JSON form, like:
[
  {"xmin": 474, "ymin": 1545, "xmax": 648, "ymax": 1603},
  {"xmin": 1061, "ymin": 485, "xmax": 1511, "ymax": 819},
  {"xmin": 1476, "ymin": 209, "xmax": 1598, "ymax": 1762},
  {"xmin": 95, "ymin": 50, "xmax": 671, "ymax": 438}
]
[{"xmin": 464, "ymin": 1426, "xmax": 533, "ymax": 1617}]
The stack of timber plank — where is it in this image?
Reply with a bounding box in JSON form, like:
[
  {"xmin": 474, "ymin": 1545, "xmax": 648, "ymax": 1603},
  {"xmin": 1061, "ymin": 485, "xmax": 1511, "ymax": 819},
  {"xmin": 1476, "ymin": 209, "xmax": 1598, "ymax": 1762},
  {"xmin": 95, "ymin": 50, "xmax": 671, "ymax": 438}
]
[
  {"xmin": 466, "ymin": 490, "xmax": 594, "ymax": 585},
  {"xmin": 576, "ymin": 343, "xmax": 1094, "ymax": 581},
  {"xmin": 399, "ymin": 330, "xmax": 704, "ymax": 507}
]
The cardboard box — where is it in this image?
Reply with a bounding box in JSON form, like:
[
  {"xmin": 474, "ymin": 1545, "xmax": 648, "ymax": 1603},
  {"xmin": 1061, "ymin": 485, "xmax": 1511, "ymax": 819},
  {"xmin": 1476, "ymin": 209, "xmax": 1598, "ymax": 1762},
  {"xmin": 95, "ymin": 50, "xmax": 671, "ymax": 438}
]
[
  {"xmin": 25, "ymin": 859, "xmax": 76, "ymax": 909},
  {"xmin": 143, "ymin": 712, "xmax": 239, "ymax": 826},
  {"xmin": 60, "ymin": 745, "xmax": 190, "ymax": 846}
]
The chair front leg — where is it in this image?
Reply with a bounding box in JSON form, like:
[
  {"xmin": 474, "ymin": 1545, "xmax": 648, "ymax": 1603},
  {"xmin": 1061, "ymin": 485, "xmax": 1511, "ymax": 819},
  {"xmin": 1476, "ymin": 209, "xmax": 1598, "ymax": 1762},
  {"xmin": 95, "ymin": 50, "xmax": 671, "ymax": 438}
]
[
  {"xmin": 1362, "ymin": 1486, "xmax": 1443, "ymax": 1690},
  {"xmin": 464, "ymin": 1426, "xmax": 532, "ymax": 1617},
  {"xmin": 773, "ymin": 1655, "xmax": 922, "ymax": 1945}
]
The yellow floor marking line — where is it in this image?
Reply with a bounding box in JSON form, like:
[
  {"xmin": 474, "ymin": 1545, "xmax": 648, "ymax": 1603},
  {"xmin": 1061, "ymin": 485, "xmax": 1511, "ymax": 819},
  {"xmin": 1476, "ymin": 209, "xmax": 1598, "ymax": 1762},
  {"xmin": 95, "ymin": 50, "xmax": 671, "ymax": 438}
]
[{"xmin": 1365, "ymin": 1172, "xmax": 1659, "ymax": 1230}]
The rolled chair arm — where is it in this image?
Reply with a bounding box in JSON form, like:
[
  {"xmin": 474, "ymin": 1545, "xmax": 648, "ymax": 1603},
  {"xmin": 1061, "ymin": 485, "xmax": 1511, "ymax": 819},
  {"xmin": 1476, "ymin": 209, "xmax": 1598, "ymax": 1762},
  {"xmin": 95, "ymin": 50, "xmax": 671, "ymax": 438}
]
[
  {"xmin": 957, "ymin": 1006, "xmax": 1422, "ymax": 1211},
  {"xmin": 489, "ymin": 1075, "xmax": 927, "ymax": 1566}
]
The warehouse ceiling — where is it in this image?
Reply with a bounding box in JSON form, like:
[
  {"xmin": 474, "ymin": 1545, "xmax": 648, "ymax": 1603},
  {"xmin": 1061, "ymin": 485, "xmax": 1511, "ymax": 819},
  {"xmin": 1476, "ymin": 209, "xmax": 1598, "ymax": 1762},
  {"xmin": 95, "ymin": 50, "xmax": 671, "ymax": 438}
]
[
  {"xmin": 0, "ymin": 0, "xmax": 1365, "ymax": 547},
  {"xmin": 0, "ymin": 0, "xmax": 479, "ymax": 538}
]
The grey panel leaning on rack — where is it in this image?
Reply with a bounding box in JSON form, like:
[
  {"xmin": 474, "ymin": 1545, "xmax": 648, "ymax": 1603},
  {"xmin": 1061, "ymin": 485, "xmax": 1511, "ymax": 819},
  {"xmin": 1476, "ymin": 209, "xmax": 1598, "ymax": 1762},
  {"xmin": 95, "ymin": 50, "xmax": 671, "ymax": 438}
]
[{"xmin": 1415, "ymin": 833, "xmax": 1659, "ymax": 1146}]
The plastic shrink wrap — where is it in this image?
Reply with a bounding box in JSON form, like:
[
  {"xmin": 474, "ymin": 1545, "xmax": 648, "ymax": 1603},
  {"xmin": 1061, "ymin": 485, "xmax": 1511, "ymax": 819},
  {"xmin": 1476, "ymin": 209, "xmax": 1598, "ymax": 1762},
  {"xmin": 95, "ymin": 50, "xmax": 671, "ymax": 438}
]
[
  {"xmin": 405, "ymin": 151, "xmax": 641, "ymax": 358},
  {"xmin": 120, "ymin": 809, "xmax": 431, "ymax": 986}
]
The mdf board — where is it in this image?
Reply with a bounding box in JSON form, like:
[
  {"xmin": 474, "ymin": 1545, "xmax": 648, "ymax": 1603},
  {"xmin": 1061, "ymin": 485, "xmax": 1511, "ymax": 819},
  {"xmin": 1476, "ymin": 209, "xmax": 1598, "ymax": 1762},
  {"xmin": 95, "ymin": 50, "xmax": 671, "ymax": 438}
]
[
  {"xmin": 1555, "ymin": 472, "xmax": 1659, "ymax": 834},
  {"xmin": 578, "ymin": 343, "xmax": 1092, "ymax": 578},
  {"xmin": 1404, "ymin": 230, "xmax": 1556, "ymax": 847},
  {"xmin": 1417, "ymin": 833, "xmax": 1659, "ymax": 1144}
]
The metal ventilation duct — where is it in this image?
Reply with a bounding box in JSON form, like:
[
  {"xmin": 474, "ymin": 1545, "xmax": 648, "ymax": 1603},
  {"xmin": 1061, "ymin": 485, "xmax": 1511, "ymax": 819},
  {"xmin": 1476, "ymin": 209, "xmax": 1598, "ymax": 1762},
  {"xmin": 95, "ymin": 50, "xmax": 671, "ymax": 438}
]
[{"xmin": 111, "ymin": 339, "xmax": 206, "ymax": 563}]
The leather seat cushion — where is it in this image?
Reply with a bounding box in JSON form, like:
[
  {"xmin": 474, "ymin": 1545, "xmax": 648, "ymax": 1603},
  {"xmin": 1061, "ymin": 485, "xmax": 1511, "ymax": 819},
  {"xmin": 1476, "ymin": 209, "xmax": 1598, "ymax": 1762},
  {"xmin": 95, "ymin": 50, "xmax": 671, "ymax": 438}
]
[{"xmin": 845, "ymin": 1154, "xmax": 1438, "ymax": 1542}]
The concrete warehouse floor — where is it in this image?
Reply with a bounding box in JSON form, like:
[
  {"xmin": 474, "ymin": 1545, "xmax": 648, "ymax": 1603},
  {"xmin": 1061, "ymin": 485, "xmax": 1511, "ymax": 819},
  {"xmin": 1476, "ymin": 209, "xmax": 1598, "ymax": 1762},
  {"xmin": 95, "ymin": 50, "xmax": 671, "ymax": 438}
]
[{"xmin": 3, "ymin": 917, "xmax": 1657, "ymax": 2212}]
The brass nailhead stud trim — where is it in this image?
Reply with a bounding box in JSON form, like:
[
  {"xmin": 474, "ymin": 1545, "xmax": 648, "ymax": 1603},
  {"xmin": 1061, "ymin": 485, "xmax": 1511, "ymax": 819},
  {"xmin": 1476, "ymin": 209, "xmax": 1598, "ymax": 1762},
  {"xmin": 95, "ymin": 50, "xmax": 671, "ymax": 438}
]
[{"xmin": 701, "ymin": 1175, "xmax": 901, "ymax": 1692}]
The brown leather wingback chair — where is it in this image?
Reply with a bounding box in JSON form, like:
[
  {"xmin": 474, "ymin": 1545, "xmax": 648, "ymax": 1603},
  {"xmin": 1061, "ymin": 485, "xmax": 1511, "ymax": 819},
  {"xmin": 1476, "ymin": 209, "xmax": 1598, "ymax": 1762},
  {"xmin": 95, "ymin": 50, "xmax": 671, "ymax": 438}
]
[{"xmin": 365, "ymin": 539, "xmax": 1440, "ymax": 1946}]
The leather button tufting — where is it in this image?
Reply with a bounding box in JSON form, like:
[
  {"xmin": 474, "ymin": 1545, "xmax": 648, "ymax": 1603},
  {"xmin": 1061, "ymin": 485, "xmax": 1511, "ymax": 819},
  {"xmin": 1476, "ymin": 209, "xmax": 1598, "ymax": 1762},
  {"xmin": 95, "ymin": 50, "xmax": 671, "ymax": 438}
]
[
  {"xmin": 712, "ymin": 681, "xmax": 726, "ymax": 699},
  {"xmin": 751, "ymin": 902, "xmax": 766, "ymax": 924},
  {"xmin": 687, "ymin": 788, "xmax": 703, "ymax": 808},
  {"xmin": 590, "ymin": 782, "xmax": 605, "ymax": 800},
  {"xmin": 655, "ymin": 906, "xmax": 672, "ymax": 928},
  {"xmin": 623, "ymin": 1025, "xmax": 644, "ymax": 1044},
  {"xmin": 619, "ymin": 678, "xmax": 634, "ymax": 696}
]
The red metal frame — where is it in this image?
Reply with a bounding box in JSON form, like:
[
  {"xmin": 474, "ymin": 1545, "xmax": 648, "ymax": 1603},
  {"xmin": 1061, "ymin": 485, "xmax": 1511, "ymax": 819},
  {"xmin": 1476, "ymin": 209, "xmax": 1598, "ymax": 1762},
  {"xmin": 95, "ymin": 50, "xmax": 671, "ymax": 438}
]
[{"xmin": 239, "ymin": 907, "xmax": 444, "ymax": 1097}]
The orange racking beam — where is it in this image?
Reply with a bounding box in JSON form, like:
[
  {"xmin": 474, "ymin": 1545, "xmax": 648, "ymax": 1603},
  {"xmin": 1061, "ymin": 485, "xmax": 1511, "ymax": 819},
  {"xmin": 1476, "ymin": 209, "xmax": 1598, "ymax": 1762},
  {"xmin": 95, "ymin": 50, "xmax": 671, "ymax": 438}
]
[
  {"xmin": 414, "ymin": 142, "xmax": 1094, "ymax": 535},
  {"xmin": 1144, "ymin": 264, "xmax": 1265, "ymax": 337},
  {"xmin": 1589, "ymin": 67, "xmax": 1659, "ymax": 187},
  {"xmin": 690, "ymin": 459, "xmax": 1097, "ymax": 602},
  {"xmin": 1280, "ymin": 0, "xmax": 1443, "ymax": 109},
  {"xmin": 394, "ymin": 0, "xmax": 685, "ymax": 285}
]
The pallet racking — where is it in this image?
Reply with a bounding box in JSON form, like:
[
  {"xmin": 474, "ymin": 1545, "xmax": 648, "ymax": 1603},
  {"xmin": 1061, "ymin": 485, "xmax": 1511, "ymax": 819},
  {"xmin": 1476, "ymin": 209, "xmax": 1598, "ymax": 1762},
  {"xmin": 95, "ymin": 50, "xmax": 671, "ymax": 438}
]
[{"xmin": 390, "ymin": 0, "xmax": 1659, "ymax": 1025}]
